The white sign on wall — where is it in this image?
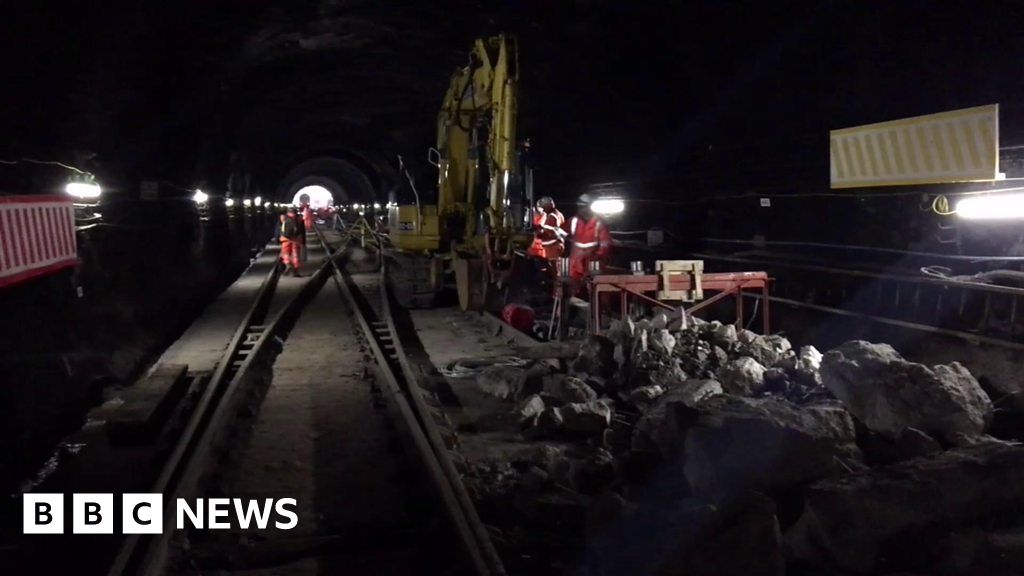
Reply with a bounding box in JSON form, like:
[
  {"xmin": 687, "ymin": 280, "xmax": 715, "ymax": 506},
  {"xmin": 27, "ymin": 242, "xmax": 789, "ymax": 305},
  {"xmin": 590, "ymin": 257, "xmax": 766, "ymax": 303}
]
[{"xmin": 830, "ymin": 104, "xmax": 999, "ymax": 189}]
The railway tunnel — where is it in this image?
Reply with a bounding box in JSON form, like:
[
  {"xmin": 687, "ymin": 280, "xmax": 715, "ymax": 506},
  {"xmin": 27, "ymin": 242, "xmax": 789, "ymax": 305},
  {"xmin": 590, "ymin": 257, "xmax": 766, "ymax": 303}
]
[
  {"xmin": 6, "ymin": 2, "xmax": 1024, "ymax": 576},
  {"xmin": 277, "ymin": 156, "xmax": 380, "ymax": 208}
]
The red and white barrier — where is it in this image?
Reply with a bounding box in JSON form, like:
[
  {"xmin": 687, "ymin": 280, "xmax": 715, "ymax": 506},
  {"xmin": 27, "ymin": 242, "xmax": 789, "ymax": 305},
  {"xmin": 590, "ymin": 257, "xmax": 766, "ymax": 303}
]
[{"xmin": 0, "ymin": 195, "xmax": 77, "ymax": 289}]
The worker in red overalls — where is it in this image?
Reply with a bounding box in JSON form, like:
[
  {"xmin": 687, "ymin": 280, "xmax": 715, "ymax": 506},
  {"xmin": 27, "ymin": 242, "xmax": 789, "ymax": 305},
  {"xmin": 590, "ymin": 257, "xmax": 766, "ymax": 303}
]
[
  {"xmin": 567, "ymin": 193, "xmax": 612, "ymax": 284},
  {"xmin": 528, "ymin": 196, "xmax": 566, "ymax": 261},
  {"xmin": 302, "ymin": 202, "xmax": 314, "ymax": 230},
  {"xmin": 279, "ymin": 208, "xmax": 302, "ymax": 277}
]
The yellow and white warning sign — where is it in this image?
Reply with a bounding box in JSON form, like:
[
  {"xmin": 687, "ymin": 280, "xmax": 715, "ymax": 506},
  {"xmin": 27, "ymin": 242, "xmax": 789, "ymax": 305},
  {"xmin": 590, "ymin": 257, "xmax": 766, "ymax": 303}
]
[{"xmin": 830, "ymin": 104, "xmax": 999, "ymax": 188}]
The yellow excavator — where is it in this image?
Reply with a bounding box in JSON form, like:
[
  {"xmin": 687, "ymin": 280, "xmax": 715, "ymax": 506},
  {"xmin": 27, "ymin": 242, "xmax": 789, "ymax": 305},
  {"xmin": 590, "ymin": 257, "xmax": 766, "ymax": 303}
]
[{"xmin": 388, "ymin": 34, "xmax": 533, "ymax": 310}]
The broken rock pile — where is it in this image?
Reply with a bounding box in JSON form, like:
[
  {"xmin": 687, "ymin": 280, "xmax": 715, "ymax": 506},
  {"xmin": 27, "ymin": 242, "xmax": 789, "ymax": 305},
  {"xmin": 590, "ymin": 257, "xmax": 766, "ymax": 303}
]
[
  {"xmin": 468, "ymin": 314, "xmax": 1010, "ymax": 575},
  {"xmin": 820, "ymin": 340, "xmax": 993, "ymax": 442}
]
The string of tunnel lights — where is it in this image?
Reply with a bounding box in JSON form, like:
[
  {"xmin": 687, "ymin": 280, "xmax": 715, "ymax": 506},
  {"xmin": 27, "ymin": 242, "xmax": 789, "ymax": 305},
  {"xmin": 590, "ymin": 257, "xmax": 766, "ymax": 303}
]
[
  {"xmin": 0, "ymin": 157, "xmax": 104, "ymax": 206},
  {"xmin": 0, "ymin": 158, "xmax": 297, "ymax": 220},
  {"xmin": 618, "ymin": 184, "xmax": 1024, "ymax": 221},
  {"xmin": 9, "ymin": 156, "xmax": 1021, "ymax": 221},
  {"xmin": 0, "ymin": 159, "xmax": 285, "ymax": 209},
  {"xmin": 157, "ymin": 182, "xmax": 289, "ymax": 210}
]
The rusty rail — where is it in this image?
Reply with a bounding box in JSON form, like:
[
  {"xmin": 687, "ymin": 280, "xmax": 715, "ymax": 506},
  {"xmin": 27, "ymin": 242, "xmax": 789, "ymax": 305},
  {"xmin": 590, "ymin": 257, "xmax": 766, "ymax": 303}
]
[
  {"xmin": 315, "ymin": 227, "xmax": 506, "ymax": 576},
  {"xmin": 108, "ymin": 243, "xmax": 336, "ymax": 575}
]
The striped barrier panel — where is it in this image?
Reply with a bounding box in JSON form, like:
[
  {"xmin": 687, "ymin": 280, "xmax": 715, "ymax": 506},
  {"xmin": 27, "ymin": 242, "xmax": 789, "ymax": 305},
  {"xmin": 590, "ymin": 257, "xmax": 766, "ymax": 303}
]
[
  {"xmin": 830, "ymin": 104, "xmax": 999, "ymax": 189},
  {"xmin": 0, "ymin": 195, "xmax": 77, "ymax": 289}
]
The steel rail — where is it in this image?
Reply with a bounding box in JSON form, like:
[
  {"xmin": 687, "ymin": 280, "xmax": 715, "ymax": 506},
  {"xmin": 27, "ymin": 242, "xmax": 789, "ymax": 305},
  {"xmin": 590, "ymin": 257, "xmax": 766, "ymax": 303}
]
[
  {"xmin": 697, "ymin": 251, "xmax": 1024, "ymax": 342},
  {"xmin": 699, "ymin": 237, "xmax": 1024, "ymax": 263},
  {"xmin": 379, "ymin": 259, "xmax": 507, "ymax": 576},
  {"xmin": 693, "ymin": 252, "xmax": 1024, "ymax": 298},
  {"xmin": 106, "ymin": 256, "xmax": 279, "ymax": 575},
  {"xmin": 746, "ymin": 291, "xmax": 1024, "ymax": 352},
  {"xmin": 108, "ymin": 244, "xmax": 334, "ymax": 576},
  {"xmin": 315, "ymin": 227, "xmax": 505, "ymax": 576}
]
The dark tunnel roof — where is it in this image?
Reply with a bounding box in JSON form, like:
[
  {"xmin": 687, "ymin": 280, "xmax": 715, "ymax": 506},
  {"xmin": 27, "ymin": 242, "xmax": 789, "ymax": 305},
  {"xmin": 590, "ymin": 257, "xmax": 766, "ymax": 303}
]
[{"xmin": 3, "ymin": 1, "xmax": 1024, "ymax": 203}]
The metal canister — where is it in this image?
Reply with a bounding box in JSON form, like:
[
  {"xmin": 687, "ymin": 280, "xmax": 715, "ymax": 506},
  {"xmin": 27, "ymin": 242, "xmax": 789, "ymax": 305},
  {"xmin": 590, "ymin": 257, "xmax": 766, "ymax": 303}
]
[{"xmin": 557, "ymin": 257, "xmax": 571, "ymax": 278}]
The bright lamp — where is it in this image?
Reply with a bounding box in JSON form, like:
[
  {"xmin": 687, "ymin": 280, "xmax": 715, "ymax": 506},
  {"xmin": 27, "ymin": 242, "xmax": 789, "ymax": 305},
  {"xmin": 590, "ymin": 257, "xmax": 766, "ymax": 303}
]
[
  {"xmin": 591, "ymin": 198, "xmax": 625, "ymax": 216},
  {"xmin": 66, "ymin": 182, "xmax": 101, "ymax": 199},
  {"xmin": 956, "ymin": 194, "xmax": 1024, "ymax": 220}
]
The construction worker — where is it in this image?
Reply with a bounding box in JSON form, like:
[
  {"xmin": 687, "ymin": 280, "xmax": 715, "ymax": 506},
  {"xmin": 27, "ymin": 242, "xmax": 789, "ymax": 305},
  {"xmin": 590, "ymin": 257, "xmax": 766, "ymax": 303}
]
[
  {"xmin": 567, "ymin": 193, "xmax": 612, "ymax": 282},
  {"xmin": 280, "ymin": 208, "xmax": 302, "ymax": 277},
  {"xmin": 275, "ymin": 212, "xmax": 286, "ymax": 243},
  {"xmin": 302, "ymin": 202, "xmax": 314, "ymax": 230},
  {"xmin": 528, "ymin": 196, "xmax": 566, "ymax": 261},
  {"xmin": 295, "ymin": 204, "xmax": 308, "ymax": 263}
]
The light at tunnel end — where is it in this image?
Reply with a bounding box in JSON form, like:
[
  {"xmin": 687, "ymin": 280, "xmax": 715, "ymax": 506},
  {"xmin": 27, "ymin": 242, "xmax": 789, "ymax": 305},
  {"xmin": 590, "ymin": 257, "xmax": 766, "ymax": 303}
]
[{"xmin": 292, "ymin": 185, "xmax": 334, "ymax": 209}]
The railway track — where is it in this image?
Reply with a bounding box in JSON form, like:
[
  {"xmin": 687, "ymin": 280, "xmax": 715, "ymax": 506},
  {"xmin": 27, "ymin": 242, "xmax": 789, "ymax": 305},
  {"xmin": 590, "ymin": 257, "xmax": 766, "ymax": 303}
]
[
  {"xmin": 107, "ymin": 243, "xmax": 335, "ymax": 575},
  {"xmin": 101, "ymin": 228, "xmax": 503, "ymax": 575},
  {"xmin": 316, "ymin": 227, "xmax": 506, "ymax": 576}
]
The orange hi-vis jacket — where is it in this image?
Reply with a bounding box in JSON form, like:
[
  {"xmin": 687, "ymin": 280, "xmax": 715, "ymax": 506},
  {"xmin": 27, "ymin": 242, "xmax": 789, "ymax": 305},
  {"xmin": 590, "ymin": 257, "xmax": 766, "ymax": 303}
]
[
  {"xmin": 567, "ymin": 215, "xmax": 611, "ymax": 279},
  {"xmin": 529, "ymin": 208, "xmax": 566, "ymax": 259}
]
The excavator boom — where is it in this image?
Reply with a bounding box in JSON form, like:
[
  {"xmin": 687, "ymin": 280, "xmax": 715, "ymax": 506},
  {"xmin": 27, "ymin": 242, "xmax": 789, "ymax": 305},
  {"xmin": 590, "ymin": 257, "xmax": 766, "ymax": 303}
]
[
  {"xmin": 387, "ymin": 34, "xmax": 530, "ymax": 311},
  {"xmin": 436, "ymin": 34, "xmax": 519, "ymax": 239}
]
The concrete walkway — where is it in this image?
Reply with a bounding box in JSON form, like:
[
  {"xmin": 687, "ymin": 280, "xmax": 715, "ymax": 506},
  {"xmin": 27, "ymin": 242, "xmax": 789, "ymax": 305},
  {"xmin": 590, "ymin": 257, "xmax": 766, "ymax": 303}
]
[{"xmin": 157, "ymin": 235, "xmax": 324, "ymax": 373}]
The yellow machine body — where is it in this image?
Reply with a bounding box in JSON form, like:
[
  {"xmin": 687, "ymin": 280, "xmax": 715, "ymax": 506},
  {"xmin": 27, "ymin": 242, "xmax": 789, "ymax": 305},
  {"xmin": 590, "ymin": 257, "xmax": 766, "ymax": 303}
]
[
  {"xmin": 389, "ymin": 204, "xmax": 440, "ymax": 252},
  {"xmin": 388, "ymin": 34, "xmax": 531, "ymax": 309}
]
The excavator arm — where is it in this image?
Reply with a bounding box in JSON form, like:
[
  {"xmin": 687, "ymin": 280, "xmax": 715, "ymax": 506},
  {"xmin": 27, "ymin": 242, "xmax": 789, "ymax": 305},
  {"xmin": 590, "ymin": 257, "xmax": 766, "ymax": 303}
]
[
  {"xmin": 387, "ymin": 34, "xmax": 529, "ymax": 311},
  {"xmin": 436, "ymin": 34, "xmax": 519, "ymax": 241}
]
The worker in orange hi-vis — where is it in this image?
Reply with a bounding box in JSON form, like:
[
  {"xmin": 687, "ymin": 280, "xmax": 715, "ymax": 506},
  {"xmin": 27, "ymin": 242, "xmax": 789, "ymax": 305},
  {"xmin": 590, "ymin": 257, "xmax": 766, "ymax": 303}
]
[
  {"xmin": 279, "ymin": 208, "xmax": 303, "ymax": 277},
  {"xmin": 302, "ymin": 202, "xmax": 314, "ymax": 230},
  {"xmin": 294, "ymin": 204, "xmax": 308, "ymax": 263},
  {"xmin": 528, "ymin": 196, "xmax": 566, "ymax": 261},
  {"xmin": 567, "ymin": 193, "xmax": 612, "ymax": 283}
]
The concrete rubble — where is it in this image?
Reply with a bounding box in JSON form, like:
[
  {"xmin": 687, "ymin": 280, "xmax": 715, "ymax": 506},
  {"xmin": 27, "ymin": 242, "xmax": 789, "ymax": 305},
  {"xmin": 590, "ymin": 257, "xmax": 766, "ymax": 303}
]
[
  {"xmin": 571, "ymin": 334, "xmax": 616, "ymax": 377},
  {"xmin": 542, "ymin": 374, "xmax": 598, "ymax": 405},
  {"xmin": 561, "ymin": 401, "xmax": 612, "ymax": 434},
  {"xmin": 513, "ymin": 394, "xmax": 545, "ymax": 427},
  {"xmin": 537, "ymin": 406, "xmax": 565, "ymax": 432},
  {"xmin": 466, "ymin": 313, "xmax": 1017, "ymax": 575},
  {"xmin": 820, "ymin": 340, "xmax": 993, "ymax": 442},
  {"xmin": 856, "ymin": 426, "xmax": 943, "ymax": 465},
  {"xmin": 476, "ymin": 364, "xmax": 528, "ymax": 401},
  {"xmin": 632, "ymin": 379, "xmax": 722, "ymax": 454},
  {"xmin": 664, "ymin": 491, "xmax": 786, "ymax": 576},
  {"xmin": 627, "ymin": 384, "xmax": 664, "ymax": 407},
  {"xmin": 786, "ymin": 437, "xmax": 1024, "ymax": 574},
  {"xmin": 717, "ymin": 356, "xmax": 767, "ymax": 395},
  {"xmin": 927, "ymin": 524, "xmax": 1024, "ymax": 574},
  {"xmin": 683, "ymin": 395, "xmax": 862, "ymax": 499},
  {"xmin": 741, "ymin": 333, "xmax": 793, "ymax": 367}
]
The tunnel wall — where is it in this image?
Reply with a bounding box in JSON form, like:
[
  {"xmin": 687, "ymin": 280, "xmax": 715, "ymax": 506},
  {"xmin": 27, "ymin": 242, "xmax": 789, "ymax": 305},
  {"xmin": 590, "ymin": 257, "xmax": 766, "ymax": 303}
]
[{"xmin": 0, "ymin": 205, "xmax": 274, "ymax": 494}]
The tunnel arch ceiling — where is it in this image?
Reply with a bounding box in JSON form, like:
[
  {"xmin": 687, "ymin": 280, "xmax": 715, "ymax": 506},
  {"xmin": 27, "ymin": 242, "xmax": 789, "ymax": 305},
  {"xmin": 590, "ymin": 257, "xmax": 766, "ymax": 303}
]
[
  {"xmin": 211, "ymin": 4, "xmax": 482, "ymax": 209},
  {"xmin": 275, "ymin": 156, "xmax": 378, "ymax": 206}
]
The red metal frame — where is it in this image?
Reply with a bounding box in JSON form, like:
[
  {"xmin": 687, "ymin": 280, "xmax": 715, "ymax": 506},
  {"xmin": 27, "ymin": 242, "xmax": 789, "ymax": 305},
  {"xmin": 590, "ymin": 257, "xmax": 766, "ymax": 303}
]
[
  {"xmin": 587, "ymin": 270, "xmax": 771, "ymax": 334},
  {"xmin": 0, "ymin": 194, "xmax": 68, "ymax": 205}
]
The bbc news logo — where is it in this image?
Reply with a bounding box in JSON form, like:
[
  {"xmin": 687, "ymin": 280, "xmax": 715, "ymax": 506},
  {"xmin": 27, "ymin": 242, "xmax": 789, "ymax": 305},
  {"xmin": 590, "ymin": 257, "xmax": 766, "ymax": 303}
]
[{"xmin": 23, "ymin": 494, "xmax": 298, "ymax": 534}]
